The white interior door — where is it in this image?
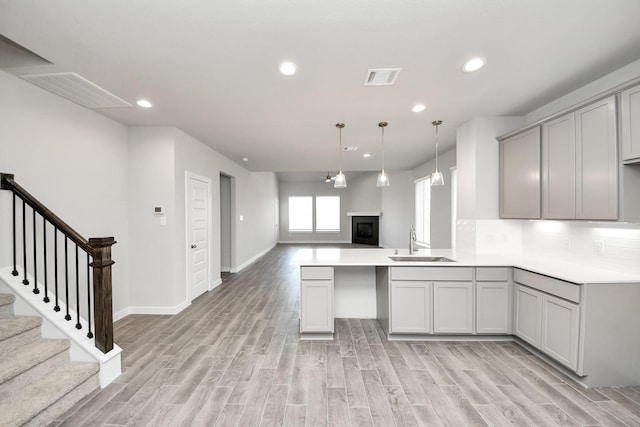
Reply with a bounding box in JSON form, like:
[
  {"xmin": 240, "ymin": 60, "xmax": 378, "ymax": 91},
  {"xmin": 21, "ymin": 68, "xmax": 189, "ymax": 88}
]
[{"xmin": 187, "ymin": 173, "xmax": 211, "ymax": 301}]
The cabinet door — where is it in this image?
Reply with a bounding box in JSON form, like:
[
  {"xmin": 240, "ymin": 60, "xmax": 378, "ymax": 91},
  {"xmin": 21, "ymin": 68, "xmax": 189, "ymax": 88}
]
[
  {"xmin": 500, "ymin": 127, "xmax": 541, "ymax": 219},
  {"xmin": 542, "ymin": 114, "xmax": 576, "ymax": 219},
  {"xmin": 300, "ymin": 280, "xmax": 333, "ymax": 333},
  {"xmin": 575, "ymin": 96, "xmax": 618, "ymax": 220},
  {"xmin": 390, "ymin": 281, "xmax": 431, "ymax": 333},
  {"xmin": 433, "ymin": 282, "xmax": 473, "ymax": 333},
  {"xmin": 477, "ymin": 282, "xmax": 511, "ymax": 334},
  {"xmin": 514, "ymin": 285, "xmax": 542, "ymax": 348},
  {"xmin": 541, "ymin": 294, "xmax": 580, "ymax": 371},
  {"xmin": 621, "ymin": 85, "xmax": 640, "ymax": 162}
]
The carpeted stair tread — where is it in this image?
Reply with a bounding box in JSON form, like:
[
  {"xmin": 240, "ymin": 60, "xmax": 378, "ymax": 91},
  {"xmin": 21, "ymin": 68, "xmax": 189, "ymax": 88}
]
[
  {"xmin": 0, "ymin": 293, "xmax": 15, "ymax": 307},
  {"xmin": 0, "ymin": 338, "xmax": 70, "ymax": 384},
  {"xmin": 0, "ymin": 294, "xmax": 15, "ymax": 318},
  {"xmin": 0, "ymin": 316, "xmax": 42, "ymax": 341},
  {"xmin": 0, "ymin": 360, "xmax": 99, "ymax": 427}
]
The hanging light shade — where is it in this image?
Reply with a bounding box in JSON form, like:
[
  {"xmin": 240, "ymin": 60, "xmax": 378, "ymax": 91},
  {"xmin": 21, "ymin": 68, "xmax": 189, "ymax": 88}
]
[
  {"xmin": 376, "ymin": 121, "xmax": 390, "ymax": 187},
  {"xmin": 431, "ymin": 120, "xmax": 445, "ymax": 186},
  {"xmin": 334, "ymin": 123, "xmax": 347, "ymax": 188}
]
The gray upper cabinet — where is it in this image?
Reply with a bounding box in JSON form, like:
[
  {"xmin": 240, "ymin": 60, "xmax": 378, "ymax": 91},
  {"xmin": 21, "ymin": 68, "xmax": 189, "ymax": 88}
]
[
  {"xmin": 575, "ymin": 96, "xmax": 618, "ymax": 220},
  {"xmin": 621, "ymin": 84, "xmax": 640, "ymax": 163},
  {"xmin": 541, "ymin": 95, "xmax": 618, "ymax": 220},
  {"xmin": 499, "ymin": 127, "xmax": 541, "ymax": 219},
  {"xmin": 542, "ymin": 114, "xmax": 576, "ymax": 219}
]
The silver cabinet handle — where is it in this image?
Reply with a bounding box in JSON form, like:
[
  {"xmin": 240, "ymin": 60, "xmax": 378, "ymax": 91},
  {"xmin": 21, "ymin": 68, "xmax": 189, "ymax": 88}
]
[{"xmin": 191, "ymin": 244, "xmax": 197, "ymax": 249}]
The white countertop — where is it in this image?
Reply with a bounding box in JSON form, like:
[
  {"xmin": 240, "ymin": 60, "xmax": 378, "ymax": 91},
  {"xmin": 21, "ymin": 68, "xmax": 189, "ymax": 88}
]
[{"xmin": 291, "ymin": 247, "xmax": 640, "ymax": 284}]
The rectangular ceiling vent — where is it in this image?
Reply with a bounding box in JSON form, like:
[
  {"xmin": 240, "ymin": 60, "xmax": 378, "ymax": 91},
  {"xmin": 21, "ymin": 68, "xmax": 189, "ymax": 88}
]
[
  {"xmin": 364, "ymin": 68, "xmax": 401, "ymax": 86},
  {"xmin": 343, "ymin": 146, "xmax": 358, "ymax": 151},
  {"xmin": 20, "ymin": 72, "xmax": 132, "ymax": 108}
]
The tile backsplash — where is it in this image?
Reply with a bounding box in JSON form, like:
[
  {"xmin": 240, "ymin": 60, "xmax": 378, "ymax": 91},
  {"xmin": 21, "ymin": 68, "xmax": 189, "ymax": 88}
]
[{"xmin": 458, "ymin": 217, "xmax": 640, "ymax": 273}]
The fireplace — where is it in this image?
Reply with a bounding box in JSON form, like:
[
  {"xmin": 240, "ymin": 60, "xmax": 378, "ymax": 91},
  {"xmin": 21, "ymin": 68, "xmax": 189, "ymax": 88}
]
[{"xmin": 351, "ymin": 216, "xmax": 379, "ymax": 246}]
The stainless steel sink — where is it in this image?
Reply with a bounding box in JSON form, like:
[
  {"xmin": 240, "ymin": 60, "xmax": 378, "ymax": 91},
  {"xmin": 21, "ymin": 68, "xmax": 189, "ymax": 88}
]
[{"xmin": 388, "ymin": 256, "xmax": 455, "ymax": 262}]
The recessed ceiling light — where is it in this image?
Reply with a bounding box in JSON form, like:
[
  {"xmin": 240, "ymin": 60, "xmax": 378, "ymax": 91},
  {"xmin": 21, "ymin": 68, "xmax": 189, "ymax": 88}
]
[
  {"xmin": 461, "ymin": 57, "xmax": 486, "ymax": 73},
  {"xmin": 278, "ymin": 61, "xmax": 297, "ymax": 76},
  {"xmin": 412, "ymin": 104, "xmax": 426, "ymax": 113},
  {"xmin": 242, "ymin": 157, "xmax": 249, "ymax": 162},
  {"xmin": 136, "ymin": 99, "xmax": 152, "ymax": 108},
  {"xmin": 363, "ymin": 153, "xmax": 371, "ymax": 158}
]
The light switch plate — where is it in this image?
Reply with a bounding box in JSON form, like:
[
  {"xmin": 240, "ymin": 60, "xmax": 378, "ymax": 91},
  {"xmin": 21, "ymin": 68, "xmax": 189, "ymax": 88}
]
[{"xmin": 160, "ymin": 216, "xmax": 167, "ymax": 226}]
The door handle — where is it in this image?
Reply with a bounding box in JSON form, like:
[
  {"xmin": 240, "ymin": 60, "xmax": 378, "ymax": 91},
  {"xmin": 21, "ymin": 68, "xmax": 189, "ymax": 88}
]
[{"xmin": 191, "ymin": 244, "xmax": 197, "ymax": 249}]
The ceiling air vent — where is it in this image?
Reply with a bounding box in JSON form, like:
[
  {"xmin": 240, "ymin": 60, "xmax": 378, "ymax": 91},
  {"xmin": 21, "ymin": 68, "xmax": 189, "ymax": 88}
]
[
  {"xmin": 20, "ymin": 72, "xmax": 132, "ymax": 108},
  {"xmin": 343, "ymin": 146, "xmax": 358, "ymax": 152},
  {"xmin": 364, "ymin": 68, "xmax": 401, "ymax": 86}
]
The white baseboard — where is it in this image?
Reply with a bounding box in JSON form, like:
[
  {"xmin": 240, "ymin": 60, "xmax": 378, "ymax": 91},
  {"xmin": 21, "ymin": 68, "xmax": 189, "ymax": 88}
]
[
  {"xmin": 210, "ymin": 278, "xmax": 222, "ymax": 291},
  {"xmin": 113, "ymin": 307, "xmax": 132, "ymax": 322},
  {"xmin": 127, "ymin": 299, "xmax": 190, "ymax": 316},
  {"xmin": 278, "ymin": 240, "xmax": 352, "ymax": 244},
  {"xmin": 231, "ymin": 243, "xmax": 276, "ymax": 273}
]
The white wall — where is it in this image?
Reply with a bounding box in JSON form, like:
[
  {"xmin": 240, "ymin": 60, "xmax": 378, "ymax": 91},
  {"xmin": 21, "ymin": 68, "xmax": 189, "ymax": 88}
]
[
  {"xmin": 127, "ymin": 127, "xmax": 178, "ymax": 312},
  {"xmin": 0, "ymin": 71, "xmax": 131, "ymax": 315},
  {"xmin": 455, "ymin": 116, "xmax": 524, "ymax": 253},
  {"xmin": 411, "ymin": 147, "xmax": 456, "ymax": 249},
  {"xmin": 278, "ymin": 180, "xmax": 351, "ymax": 243},
  {"xmin": 347, "ymin": 173, "xmax": 381, "ymax": 213},
  {"xmin": 379, "ymin": 170, "xmax": 413, "ymax": 249},
  {"xmin": 0, "ymin": 70, "xmax": 279, "ymax": 318},
  {"xmin": 126, "ymin": 127, "xmax": 280, "ymax": 314}
]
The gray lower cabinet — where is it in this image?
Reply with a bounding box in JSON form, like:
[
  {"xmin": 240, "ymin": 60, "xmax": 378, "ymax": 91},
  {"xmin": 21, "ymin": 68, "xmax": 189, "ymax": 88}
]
[
  {"xmin": 476, "ymin": 267, "xmax": 512, "ymax": 334},
  {"xmin": 388, "ymin": 266, "xmax": 474, "ymax": 334},
  {"xmin": 514, "ymin": 284, "xmax": 543, "ymax": 348},
  {"xmin": 514, "ymin": 270, "xmax": 580, "ymax": 371},
  {"xmin": 390, "ymin": 280, "xmax": 431, "ymax": 333},
  {"xmin": 433, "ymin": 282, "xmax": 473, "ymax": 333},
  {"xmin": 477, "ymin": 282, "xmax": 511, "ymax": 334},
  {"xmin": 541, "ymin": 293, "xmax": 580, "ymax": 371},
  {"xmin": 300, "ymin": 266, "xmax": 333, "ymax": 333}
]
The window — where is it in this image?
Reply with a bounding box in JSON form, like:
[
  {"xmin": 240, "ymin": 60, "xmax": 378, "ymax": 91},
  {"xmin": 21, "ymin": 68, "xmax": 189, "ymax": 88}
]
[
  {"xmin": 288, "ymin": 196, "xmax": 341, "ymax": 232},
  {"xmin": 451, "ymin": 167, "xmax": 457, "ymax": 250},
  {"xmin": 415, "ymin": 177, "xmax": 431, "ymax": 246},
  {"xmin": 288, "ymin": 196, "xmax": 312, "ymax": 231},
  {"xmin": 315, "ymin": 196, "xmax": 340, "ymax": 232}
]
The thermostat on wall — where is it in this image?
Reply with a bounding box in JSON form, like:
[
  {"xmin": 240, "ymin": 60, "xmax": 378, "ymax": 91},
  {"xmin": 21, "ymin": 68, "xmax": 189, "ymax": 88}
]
[{"xmin": 153, "ymin": 206, "xmax": 163, "ymax": 215}]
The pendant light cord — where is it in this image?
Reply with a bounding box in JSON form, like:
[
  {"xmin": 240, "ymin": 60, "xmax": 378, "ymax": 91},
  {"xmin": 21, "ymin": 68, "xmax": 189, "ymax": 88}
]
[
  {"xmin": 381, "ymin": 125, "xmax": 385, "ymax": 171},
  {"xmin": 432, "ymin": 119, "xmax": 442, "ymax": 171}
]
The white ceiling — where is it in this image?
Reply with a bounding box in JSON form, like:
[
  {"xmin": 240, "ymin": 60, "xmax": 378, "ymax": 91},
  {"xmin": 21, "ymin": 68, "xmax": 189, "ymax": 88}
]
[{"xmin": 2, "ymin": 0, "xmax": 640, "ymax": 174}]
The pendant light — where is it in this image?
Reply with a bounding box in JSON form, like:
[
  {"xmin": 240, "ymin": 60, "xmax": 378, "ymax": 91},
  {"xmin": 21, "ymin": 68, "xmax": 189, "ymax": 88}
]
[
  {"xmin": 431, "ymin": 120, "xmax": 444, "ymax": 186},
  {"xmin": 334, "ymin": 123, "xmax": 347, "ymax": 188},
  {"xmin": 376, "ymin": 121, "xmax": 390, "ymax": 187}
]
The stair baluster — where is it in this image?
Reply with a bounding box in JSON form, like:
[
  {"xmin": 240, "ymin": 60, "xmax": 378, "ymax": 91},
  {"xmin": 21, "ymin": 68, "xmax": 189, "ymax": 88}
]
[{"xmin": 1, "ymin": 172, "xmax": 114, "ymax": 353}]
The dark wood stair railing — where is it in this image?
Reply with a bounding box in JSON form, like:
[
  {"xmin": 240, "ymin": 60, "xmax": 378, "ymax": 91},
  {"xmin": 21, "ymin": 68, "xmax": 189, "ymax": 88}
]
[{"xmin": 1, "ymin": 173, "xmax": 115, "ymax": 353}]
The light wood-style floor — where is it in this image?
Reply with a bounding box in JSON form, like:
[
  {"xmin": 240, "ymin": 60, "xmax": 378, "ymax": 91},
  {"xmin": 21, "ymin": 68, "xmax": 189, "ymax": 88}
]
[{"xmin": 53, "ymin": 244, "xmax": 640, "ymax": 426}]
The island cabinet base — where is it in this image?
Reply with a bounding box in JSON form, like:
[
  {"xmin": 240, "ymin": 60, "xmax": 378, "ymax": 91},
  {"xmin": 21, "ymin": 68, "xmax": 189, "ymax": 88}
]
[{"xmin": 299, "ymin": 262, "xmax": 640, "ymax": 387}]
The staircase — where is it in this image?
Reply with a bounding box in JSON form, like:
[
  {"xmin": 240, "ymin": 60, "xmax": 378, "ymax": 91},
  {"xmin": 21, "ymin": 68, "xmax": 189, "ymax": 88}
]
[{"xmin": 0, "ymin": 293, "xmax": 99, "ymax": 427}]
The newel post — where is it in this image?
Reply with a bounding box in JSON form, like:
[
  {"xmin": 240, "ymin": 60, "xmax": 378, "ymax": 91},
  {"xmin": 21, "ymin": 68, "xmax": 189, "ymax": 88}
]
[{"xmin": 89, "ymin": 237, "xmax": 116, "ymax": 353}]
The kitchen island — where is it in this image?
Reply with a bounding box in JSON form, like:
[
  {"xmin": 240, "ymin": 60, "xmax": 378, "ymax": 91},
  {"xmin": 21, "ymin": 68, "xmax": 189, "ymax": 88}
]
[{"xmin": 291, "ymin": 247, "xmax": 640, "ymax": 387}]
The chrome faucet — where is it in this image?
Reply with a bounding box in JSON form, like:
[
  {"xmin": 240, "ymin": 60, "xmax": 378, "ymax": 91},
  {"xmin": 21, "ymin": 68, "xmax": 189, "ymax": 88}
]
[{"xmin": 409, "ymin": 226, "xmax": 417, "ymax": 254}]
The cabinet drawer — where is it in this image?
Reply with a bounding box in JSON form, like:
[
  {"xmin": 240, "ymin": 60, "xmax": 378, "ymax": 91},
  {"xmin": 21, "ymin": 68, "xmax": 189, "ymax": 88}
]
[
  {"xmin": 476, "ymin": 267, "xmax": 510, "ymax": 281},
  {"xmin": 514, "ymin": 269, "xmax": 580, "ymax": 303},
  {"xmin": 300, "ymin": 266, "xmax": 333, "ymax": 280},
  {"xmin": 390, "ymin": 267, "xmax": 473, "ymax": 281}
]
